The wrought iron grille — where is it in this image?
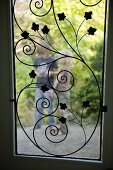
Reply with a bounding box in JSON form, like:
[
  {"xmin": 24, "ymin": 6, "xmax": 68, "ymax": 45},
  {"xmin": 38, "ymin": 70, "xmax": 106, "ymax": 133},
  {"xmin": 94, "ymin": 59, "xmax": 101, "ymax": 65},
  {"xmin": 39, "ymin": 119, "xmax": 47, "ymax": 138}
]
[{"xmin": 12, "ymin": 0, "xmax": 107, "ymax": 159}]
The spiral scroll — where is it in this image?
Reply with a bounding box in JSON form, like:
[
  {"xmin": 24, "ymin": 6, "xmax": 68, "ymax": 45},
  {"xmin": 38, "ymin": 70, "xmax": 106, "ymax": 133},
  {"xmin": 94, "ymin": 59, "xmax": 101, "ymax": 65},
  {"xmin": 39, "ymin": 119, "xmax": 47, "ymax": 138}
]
[
  {"xmin": 29, "ymin": 0, "xmax": 53, "ymax": 17},
  {"xmin": 13, "ymin": 0, "xmax": 104, "ymax": 158}
]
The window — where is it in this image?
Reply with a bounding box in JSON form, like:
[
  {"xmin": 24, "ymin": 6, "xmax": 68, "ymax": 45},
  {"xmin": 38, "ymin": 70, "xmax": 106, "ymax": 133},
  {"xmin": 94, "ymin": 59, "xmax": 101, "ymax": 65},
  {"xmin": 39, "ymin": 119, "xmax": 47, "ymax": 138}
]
[
  {"xmin": 15, "ymin": 0, "xmax": 105, "ymax": 160},
  {"xmin": 0, "ymin": 0, "xmax": 113, "ymax": 169}
]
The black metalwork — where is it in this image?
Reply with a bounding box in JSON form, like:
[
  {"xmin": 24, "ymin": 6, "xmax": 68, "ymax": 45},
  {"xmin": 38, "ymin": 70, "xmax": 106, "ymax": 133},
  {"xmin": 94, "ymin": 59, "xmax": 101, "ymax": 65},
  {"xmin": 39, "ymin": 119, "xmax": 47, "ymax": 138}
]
[{"xmin": 12, "ymin": 0, "xmax": 106, "ymax": 158}]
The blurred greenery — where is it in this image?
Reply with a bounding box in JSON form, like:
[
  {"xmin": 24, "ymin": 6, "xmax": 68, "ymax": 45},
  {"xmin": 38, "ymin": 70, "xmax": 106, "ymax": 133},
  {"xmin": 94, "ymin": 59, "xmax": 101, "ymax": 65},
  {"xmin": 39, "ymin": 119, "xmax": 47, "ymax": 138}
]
[
  {"xmin": 70, "ymin": 41, "xmax": 103, "ymax": 123},
  {"xmin": 14, "ymin": 0, "xmax": 105, "ymax": 126}
]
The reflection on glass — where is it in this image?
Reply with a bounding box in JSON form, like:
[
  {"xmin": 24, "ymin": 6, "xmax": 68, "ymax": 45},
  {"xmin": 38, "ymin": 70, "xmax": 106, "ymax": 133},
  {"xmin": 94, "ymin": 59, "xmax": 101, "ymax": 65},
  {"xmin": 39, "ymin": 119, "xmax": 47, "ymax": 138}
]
[{"xmin": 14, "ymin": 0, "xmax": 105, "ymax": 159}]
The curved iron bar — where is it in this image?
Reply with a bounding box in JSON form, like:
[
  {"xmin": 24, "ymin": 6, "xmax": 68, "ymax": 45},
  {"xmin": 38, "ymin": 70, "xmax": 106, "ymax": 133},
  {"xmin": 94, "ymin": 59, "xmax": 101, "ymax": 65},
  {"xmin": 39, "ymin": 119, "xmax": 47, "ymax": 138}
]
[
  {"xmin": 36, "ymin": 97, "xmax": 51, "ymax": 115},
  {"xmin": 65, "ymin": 17, "xmax": 88, "ymax": 60},
  {"xmin": 14, "ymin": 0, "xmax": 103, "ymax": 157},
  {"xmin": 79, "ymin": 65, "xmax": 102, "ymax": 146},
  {"xmin": 35, "ymin": 89, "xmax": 61, "ymax": 116},
  {"xmin": 14, "ymin": 37, "xmax": 56, "ymax": 66},
  {"xmin": 32, "ymin": 37, "xmax": 81, "ymax": 62},
  {"xmin": 16, "ymin": 83, "xmax": 42, "ymax": 148},
  {"xmin": 33, "ymin": 119, "xmax": 68, "ymax": 144},
  {"xmin": 29, "ymin": 0, "xmax": 53, "ymax": 17},
  {"xmin": 45, "ymin": 35, "xmax": 59, "ymax": 53},
  {"xmin": 65, "ymin": 18, "xmax": 77, "ymax": 40},
  {"xmin": 76, "ymin": 19, "xmax": 85, "ymax": 43},
  {"xmin": 37, "ymin": 30, "xmax": 45, "ymax": 40},
  {"xmin": 15, "ymin": 36, "xmax": 80, "ymax": 67},
  {"xmin": 77, "ymin": 33, "xmax": 88, "ymax": 47},
  {"xmin": 81, "ymin": 124, "xmax": 87, "ymax": 144},
  {"xmin": 34, "ymin": 0, "xmax": 43, "ymax": 9},
  {"xmin": 47, "ymin": 55, "xmax": 102, "ymax": 149},
  {"xmin": 14, "ymin": 38, "xmax": 37, "ymax": 66},
  {"xmin": 50, "ymin": 55, "xmax": 102, "ymax": 102},
  {"xmin": 31, "ymin": 78, "xmax": 34, "ymax": 84},
  {"xmin": 79, "ymin": 0, "xmax": 102, "ymax": 7},
  {"xmin": 76, "ymin": 33, "xmax": 88, "ymax": 58},
  {"xmin": 47, "ymin": 54, "xmax": 102, "ymax": 149},
  {"xmin": 15, "ymin": 39, "xmax": 102, "ymax": 156},
  {"xmin": 67, "ymin": 109, "xmax": 81, "ymax": 126},
  {"xmin": 65, "ymin": 18, "xmax": 86, "ymax": 59},
  {"xmin": 31, "ymin": 37, "xmax": 80, "ymax": 61},
  {"xmin": 30, "ymin": 32, "xmax": 59, "ymax": 55},
  {"xmin": 47, "ymin": 60, "xmax": 74, "ymax": 92},
  {"xmin": 52, "ymin": 0, "xmax": 84, "ymax": 62},
  {"xmin": 75, "ymin": 19, "xmax": 86, "ymax": 57},
  {"xmin": 14, "ymin": 37, "xmax": 36, "ymax": 55},
  {"xmin": 22, "ymin": 42, "xmax": 36, "ymax": 56},
  {"xmin": 32, "ymin": 114, "xmax": 88, "ymax": 156},
  {"xmin": 16, "ymin": 82, "xmax": 59, "ymax": 145},
  {"xmin": 30, "ymin": 34, "xmax": 44, "ymax": 40},
  {"xmin": 16, "ymin": 70, "xmax": 100, "ymax": 156},
  {"xmin": 45, "ymin": 124, "xmax": 68, "ymax": 143},
  {"xmin": 67, "ymin": 109, "xmax": 87, "ymax": 144}
]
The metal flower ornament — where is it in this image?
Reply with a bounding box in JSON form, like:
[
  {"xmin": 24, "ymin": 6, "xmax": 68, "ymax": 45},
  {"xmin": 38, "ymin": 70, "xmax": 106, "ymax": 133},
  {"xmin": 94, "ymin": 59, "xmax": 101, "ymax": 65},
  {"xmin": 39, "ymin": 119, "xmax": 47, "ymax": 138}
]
[{"xmin": 13, "ymin": 0, "xmax": 107, "ymax": 158}]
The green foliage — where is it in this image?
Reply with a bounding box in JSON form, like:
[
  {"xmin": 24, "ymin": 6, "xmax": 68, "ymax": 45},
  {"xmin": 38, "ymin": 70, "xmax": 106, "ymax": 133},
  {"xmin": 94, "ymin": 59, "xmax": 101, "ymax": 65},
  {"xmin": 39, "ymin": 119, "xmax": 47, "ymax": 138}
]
[
  {"xmin": 70, "ymin": 41, "xmax": 103, "ymax": 122},
  {"xmin": 14, "ymin": 0, "xmax": 105, "ymax": 126},
  {"xmin": 16, "ymin": 57, "xmax": 35, "ymax": 126}
]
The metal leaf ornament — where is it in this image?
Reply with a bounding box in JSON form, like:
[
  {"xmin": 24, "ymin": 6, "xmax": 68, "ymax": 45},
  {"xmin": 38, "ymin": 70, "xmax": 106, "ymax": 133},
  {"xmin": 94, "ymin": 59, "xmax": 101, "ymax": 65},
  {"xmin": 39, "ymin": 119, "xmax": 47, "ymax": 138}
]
[
  {"xmin": 83, "ymin": 101, "xmax": 90, "ymax": 108},
  {"xmin": 41, "ymin": 84, "xmax": 49, "ymax": 92},
  {"xmin": 84, "ymin": 11, "xmax": 92, "ymax": 20},
  {"xmin": 29, "ymin": 70, "xmax": 37, "ymax": 78},
  {"xmin": 87, "ymin": 27, "xmax": 97, "ymax": 35},
  {"xmin": 31, "ymin": 22, "xmax": 39, "ymax": 31},
  {"xmin": 59, "ymin": 116, "xmax": 66, "ymax": 124},
  {"xmin": 60, "ymin": 103, "xmax": 67, "ymax": 110},
  {"xmin": 21, "ymin": 31, "xmax": 29, "ymax": 39},
  {"xmin": 41, "ymin": 25, "xmax": 50, "ymax": 34},
  {"xmin": 57, "ymin": 12, "xmax": 66, "ymax": 21}
]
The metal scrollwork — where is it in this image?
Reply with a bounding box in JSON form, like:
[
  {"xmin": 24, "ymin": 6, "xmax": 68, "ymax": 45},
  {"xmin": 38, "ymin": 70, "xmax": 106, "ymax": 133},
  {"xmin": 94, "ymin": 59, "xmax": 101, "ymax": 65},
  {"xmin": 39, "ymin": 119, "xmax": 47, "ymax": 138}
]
[
  {"xmin": 13, "ymin": 0, "xmax": 105, "ymax": 158},
  {"xmin": 79, "ymin": 0, "xmax": 102, "ymax": 7},
  {"xmin": 29, "ymin": 0, "xmax": 53, "ymax": 17}
]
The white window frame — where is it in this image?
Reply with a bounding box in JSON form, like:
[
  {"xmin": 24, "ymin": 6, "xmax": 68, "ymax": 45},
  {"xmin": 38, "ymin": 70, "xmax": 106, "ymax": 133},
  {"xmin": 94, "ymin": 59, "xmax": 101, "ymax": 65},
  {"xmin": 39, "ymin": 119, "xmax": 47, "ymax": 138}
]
[{"xmin": 0, "ymin": 0, "xmax": 113, "ymax": 169}]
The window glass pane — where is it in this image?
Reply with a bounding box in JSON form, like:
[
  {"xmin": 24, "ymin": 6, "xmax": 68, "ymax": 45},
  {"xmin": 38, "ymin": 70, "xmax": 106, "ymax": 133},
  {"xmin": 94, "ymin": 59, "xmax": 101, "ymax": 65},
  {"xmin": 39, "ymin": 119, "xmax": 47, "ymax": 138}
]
[{"xmin": 14, "ymin": 0, "xmax": 106, "ymax": 159}]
